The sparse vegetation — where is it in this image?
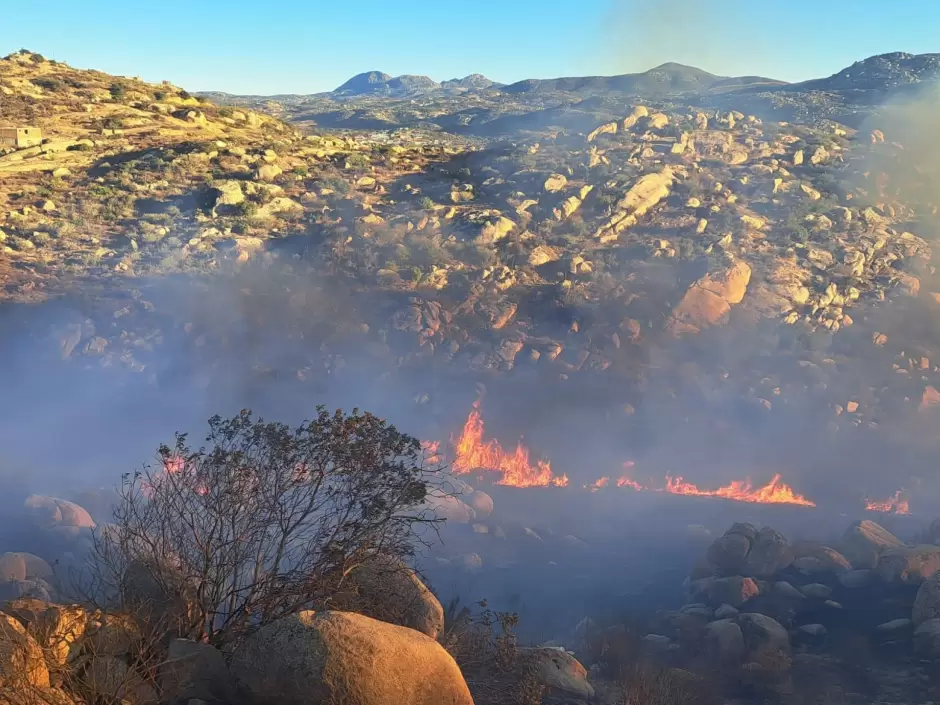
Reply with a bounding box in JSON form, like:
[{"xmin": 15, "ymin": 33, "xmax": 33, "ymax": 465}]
[{"xmin": 86, "ymin": 408, "xmax": 437, "ymax": 646}]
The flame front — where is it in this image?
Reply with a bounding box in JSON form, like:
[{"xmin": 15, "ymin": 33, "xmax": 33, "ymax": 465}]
[
  {"xmin": 865, "ymin": 490, "xmax": 911, "ymax": 515},
  {"xmin": 662, "ymin": 473, "xmax": 816, "ymax": 506},
  {"xmin": 451, "ymin": 405, "xmax": 568, "ymax": 488},
  {"xmin": 616, "ymin": 461, "xmax": 643, "ymax": 490}
]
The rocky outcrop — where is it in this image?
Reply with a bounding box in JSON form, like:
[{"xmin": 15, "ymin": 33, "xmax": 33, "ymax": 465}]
[
  {"xmin": 4, "ymin": 598, "xmax": 86, "ymax": 666},
  {"xmin": 158, "ymin": 638, "xmax": 231, "ymax": 703},
  {"xmin": 667, "ymin": 260, "xmax": 752, "ymax": 336},
  {"xmin": 594, "ymin": 168, "xmax": 675, "ymax": 242},
  {"xmin": 230, "ymin": 611, "xmax": 474, "ymax": 705}
]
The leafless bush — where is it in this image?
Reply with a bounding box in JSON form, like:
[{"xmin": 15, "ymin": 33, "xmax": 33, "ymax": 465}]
[
  {"xmin": 440, "ymin": 598, "xmax": 541, "ymax": 705},
  {"xmin": 83, "ymin": 407, "xmax": 439, "ymax": 649}
]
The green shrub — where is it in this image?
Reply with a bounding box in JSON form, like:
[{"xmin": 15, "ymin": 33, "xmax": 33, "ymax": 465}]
[{"xmin": 32, "ymin": 77, "xmax": 63, "ymax": 91}]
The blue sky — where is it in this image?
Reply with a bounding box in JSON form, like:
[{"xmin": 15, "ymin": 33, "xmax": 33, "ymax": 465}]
[{"xmin": 2, "ymin": 0, "xmax": 938, "ymax": 94}]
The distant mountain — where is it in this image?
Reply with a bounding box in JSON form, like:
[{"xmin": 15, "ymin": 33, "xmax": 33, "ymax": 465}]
[
  {"xmin": 197, "ymin": 51, "xmax": 940, "ymax": 134},
  {"xmin": 333, "ymin": 71, "xmax": 442, "ymax": 97},
  {"xmin": 779, "ymin": 52, "xmax": 940, "ymax": 93},
  {"xmin": 333, "ymin": 71, "xmax": 393, "ymax": 94},
  {"xmin": 500, "ymin": 63, "xmax": 786, "ymax": 97},
  {"xmin": 441, "ymin": 74, "xmax": 498, "ymax": 91}
]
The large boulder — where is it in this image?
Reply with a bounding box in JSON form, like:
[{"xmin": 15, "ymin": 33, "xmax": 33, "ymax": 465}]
[
  {"xmin": 230, "ymin": 611, "xmax": 474, "ymax": 705},
  {"xmin": 0, "ymin": 613, "xmax": 49, "ymax": 689},
  {"xmin": 0, "ymin": 555, "xmax": 26, "ymax": 583},
  {"xmin": 791, "ymin": 544, "xmax": 852, "ymax": 575},
  {"xmin": 519, "ymin": 646, "xmax": 594, "ymax": 698},
  {"xmin": 913, "ymin": 572, "xmax": 940, "ymax": 625},
  {"xmin": 840, "ymin": 520, "xmax": 902, "ymax": 569},
  {"xmin": 877, "ymin": 545, "xmax": 940, "ymax": 585},
  {"xmin": 738, "ymin": 613, "xmax": 789, "ymax": 656},
  {"xmin": 23, "ymin": 496, "xmax": 95, "ymax": 530},
  {"xmin": 743, "ymin": 527, "xmax": 794, "ymax": 578},
  {"xmin": 158, "ymin": 638, "xmax": 231, "ymax": 703},
  {"xmin": 340, "ymin": 556, "xmax": 444, "ymax": 639},
  {"xmin": 9, "ymin": 553, "xmax": 55, "ymax": 581},
  {"xmin": 84, "ymin": 612, "xmax": 143, "ymax": 657},
  {"xmin": 667, "ymin": 260, "xmax": 752, "ymax": 336},
  {"xmin": 424, "ymin": 494, "xmax": 476, "ymax": 523},
  {"xmin": 466, "ymin": 490, "xmax": 494, "ymax": 518},
  {"xmin": 706, "ymin": 524, "xmax": 756, "ymax": 575},
  {"xmin": 839, "ymin": 569, "xmax": 875, "ymax": 589},
  {"xmin": 705, "ymin": 619, "xmax": 745, "ymax": 667}
]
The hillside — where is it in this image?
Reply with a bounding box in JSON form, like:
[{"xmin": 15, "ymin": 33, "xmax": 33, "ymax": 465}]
[
  {"xmin": 4, "ymin": 48, "xmax": 940, "ymax": 501},
  {"xmin": 783, "ymin": 52, "xmax": 940, "ymax": 92}
]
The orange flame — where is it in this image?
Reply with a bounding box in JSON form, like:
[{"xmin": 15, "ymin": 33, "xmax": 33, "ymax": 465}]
[
  {"xmin": 451, "ymin": 404, "xmax": 568, "ymax": 488},
  {"xmin": 662, "ymin": 473, "xmax": 816, "ymax": 506},
  {"xmin": 865, "ymin": 490, "xmax": 910, "ymax": 515},
  {"xmin": 616, "ymin": 461, "xmax": 643, "ymax": 489}
]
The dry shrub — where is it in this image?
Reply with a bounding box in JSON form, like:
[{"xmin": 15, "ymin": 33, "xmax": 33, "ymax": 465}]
[
  {"xmin": 83, "ymin": 408, "xmax": 439, "ymax": 649},
  {"xmin": 734, "ymin": 646, "xmax": 794, "ymax": 703},
  {"xmin": 587, "ymin": 620, "xmax": 720, "ymax": 705},
  {"xmin": 613, "ymin": 663, "xmax": 717, "ymax": 705},
  {"xmin": 440, "ymin": 598, "xmax": 542, "ymax": 705}
]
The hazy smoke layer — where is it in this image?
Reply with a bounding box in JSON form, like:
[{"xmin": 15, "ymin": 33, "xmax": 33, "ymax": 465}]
[{"xmin": 599, "ymin": 0, "xmax": 758, "ymax": 76}]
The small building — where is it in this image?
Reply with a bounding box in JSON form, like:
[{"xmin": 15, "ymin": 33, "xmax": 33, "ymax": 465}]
[{"xmin": 0, "ymin": 126, "xmax": 43, "ymax": 149}]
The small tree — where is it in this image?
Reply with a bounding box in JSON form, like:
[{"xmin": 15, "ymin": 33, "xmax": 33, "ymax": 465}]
[
  {"xmin": 109, "ymin": 82, "xmax": 125, "ymax": 101},
  {"xmin": 87, "ymin": 407, "xmax": 438, "ymax": 647}
]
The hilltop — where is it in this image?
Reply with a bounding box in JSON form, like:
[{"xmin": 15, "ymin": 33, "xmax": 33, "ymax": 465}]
[{"xmin": 500, "ymin": 62, "xmax": 785, "ymax": 96}]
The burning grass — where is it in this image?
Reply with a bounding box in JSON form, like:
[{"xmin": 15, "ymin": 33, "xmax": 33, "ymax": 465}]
[
  {"xmin": 450, "ymin": 402, "xmax": 568, "ymax": 488},
  {"xmin": 865, "ymin": 490, "xmax": 911, "ymax": 515}
]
